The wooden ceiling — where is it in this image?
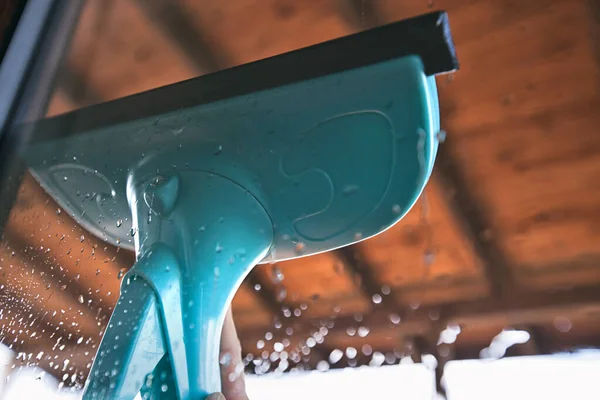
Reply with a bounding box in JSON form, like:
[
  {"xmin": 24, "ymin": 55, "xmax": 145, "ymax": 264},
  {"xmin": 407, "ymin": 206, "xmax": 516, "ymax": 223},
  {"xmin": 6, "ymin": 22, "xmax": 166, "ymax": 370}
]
[{"xmin": 1, "ymin": 0, "xmax": 600, "ymax": 395}]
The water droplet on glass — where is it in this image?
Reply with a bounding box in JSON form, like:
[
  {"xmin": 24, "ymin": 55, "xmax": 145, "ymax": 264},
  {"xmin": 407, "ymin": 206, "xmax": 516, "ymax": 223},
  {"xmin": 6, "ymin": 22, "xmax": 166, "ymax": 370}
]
[
  {"xmin": 215, "ymin": 145, "xmax": 223, "ymax": 155},
  {"xmin": 316, "ymin": 360, "xmax": 330, "ymax": 372},
  {"xmin": 161, "ymin": 384, "xmax": 168, "ymax": 393},
  {"xmin": 118, "ymin": 269, "xmax": 125, "ymax": 279},
  {"xmin": 78, "ymin": 295, "xmax": 84, "ymax": 304},
  {"xmin": 370, "ymin": 352, "xmax": 385, "ymax": 367},
  {"xmin": 274, "ymin": 342, "xmax": 284, "ymax": 352},
  {"xmin": 219, "ymin": 352, "xmax": 232, "ymax": 366},
  {"xmin": 392, "ymin": 204, "xmax": 402, "ymax": 214},
  {"xmin": 381, "ymin": 285, "xmax": 391, "ymax": 295},
  {"xmin": 265, "ymin": 332, "xmax": 273, "ymax": 341},
  {"xmin": 372, "ymin": 294, "xmax": 382, "ymax": 304},
  {"xmin": 294, "ymin": 242, "xmax": 305, "ymax": 254},
  {"xmin": 256, "ymin": 340, "xmax": 265, "ymax": 349},
  {"xmin": 389, "ymin": 313, "xmax": 401, "ymax": 325},
  {"xmin": 116, "ymin": 219, "xmax": 123, "ymax": 228},
  {"xmin": 271, "ymin": 266, "xmax": 284, "ymax": 284},
  {"xmin": 409, "ymin": 301, "xmax": 420, "ymax": 310},
  {"xmin": 357, "ymin": 326, "xmax": 370, "ymax": 337},
  {"xmin": 362, "ymin": 344, "xmax": 373, "ymax": 356},
  {"xmin": 354, "ymin": 232, "xmax": 363, "ymax": 240},
  {"xmin": 342, "ymin": 185, "xmax": 359, "ymax": 196},
  {"xmin": 553, "ymin": 316, "xmax": 572, "ymax": 333},
  {"xmin": 215, "ymin": 243, "xmax": 223, "ymax": 253},
  {"xmin": 79, "ymin": 235, "xmax": 85, "ymax": 242},
  {"xmin": 277, "ymin": 287, "xmax": 287, "ymax": 302},
  {"xmin": 346, "ymin": 327, "xmax": 356, "ymax": 337},
  {"xmin": 345, "ymin": 347, "xmax": 357, "ymax": 359},
  {"xmin": 56, "ymin": 208, "xmax": 62, "ymax": 215},
  {"xmin": 254, "ymin": 284, "xmax": 261, "ymax": 291},
  {"xmin": 329, "ymin": 349, "xmax": 343, "ymax": 364},
  {"xmin": 436, "ymin": 130, "xmax": 447, "ymax": 143},
  {"xmin": 63, "ymin": 176, "xmax": 68, "ymax": 181}
]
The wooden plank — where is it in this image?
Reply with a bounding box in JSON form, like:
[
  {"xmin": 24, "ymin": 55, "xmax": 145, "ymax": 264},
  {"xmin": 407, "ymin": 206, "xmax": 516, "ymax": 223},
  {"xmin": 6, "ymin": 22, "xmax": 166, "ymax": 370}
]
[
  {"xmin": 64, "ymin": 0, "xmax": 198, "ymax": 102},
  {"xmin": 377, "ymin": 0, "xmax": 600, "ymax": 290},
  {"xmin": 358, "ymin": 183, "xmax": 488, "ymax": 305},
  {"xmin": 434, "ymin": 159, "xmax": 512, "ymax": 297},
  {"xmin": 336, "ymin": 246, "xmax": 396, "ymax": 309},
  {"xmin": 133, "ymin": 0, "xmax": 228, "ymax": 72},
  {"xmin": 180, "ymin": 0, "xmax": 351, "ymax": 65},
  {"xmin": 238, "ymin": 285, "xmax": 600, "ymax": 352}
]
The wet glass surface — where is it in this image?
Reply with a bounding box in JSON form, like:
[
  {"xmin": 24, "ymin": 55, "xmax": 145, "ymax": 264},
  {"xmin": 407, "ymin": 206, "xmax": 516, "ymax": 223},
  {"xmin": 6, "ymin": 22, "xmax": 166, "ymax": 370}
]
[{"xmin": 1, "ymin": 0, "xmax": 600, "ymax": 398}]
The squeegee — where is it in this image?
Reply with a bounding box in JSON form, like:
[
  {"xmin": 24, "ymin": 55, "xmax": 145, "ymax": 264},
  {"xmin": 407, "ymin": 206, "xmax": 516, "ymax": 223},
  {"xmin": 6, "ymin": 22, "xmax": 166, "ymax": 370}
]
[{"xmin": 25, "ymin": 11, "xmax": 458, "ymax": 399}]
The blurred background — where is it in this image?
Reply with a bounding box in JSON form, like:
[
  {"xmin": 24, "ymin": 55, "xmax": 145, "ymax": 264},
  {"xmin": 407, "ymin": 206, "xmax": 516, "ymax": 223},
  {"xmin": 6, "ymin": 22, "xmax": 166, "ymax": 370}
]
[{"xmin": 1, "ymin": 0, "xmax": 600, "ymax": 398}]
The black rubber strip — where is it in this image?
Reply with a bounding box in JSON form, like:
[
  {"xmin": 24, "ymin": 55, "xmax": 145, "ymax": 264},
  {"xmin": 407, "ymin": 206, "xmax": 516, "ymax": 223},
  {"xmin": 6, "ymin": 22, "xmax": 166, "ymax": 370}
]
[{"xmin": 31, "ymin": 10, "xmax": 458, "ymax": 141}]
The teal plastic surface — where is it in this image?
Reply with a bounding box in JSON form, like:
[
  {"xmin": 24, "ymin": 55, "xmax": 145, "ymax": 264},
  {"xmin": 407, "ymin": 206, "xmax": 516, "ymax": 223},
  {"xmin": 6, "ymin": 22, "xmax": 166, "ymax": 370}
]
[{"xmin": 26, "ymin": 55, "xmax": 441, "ymax": 399}]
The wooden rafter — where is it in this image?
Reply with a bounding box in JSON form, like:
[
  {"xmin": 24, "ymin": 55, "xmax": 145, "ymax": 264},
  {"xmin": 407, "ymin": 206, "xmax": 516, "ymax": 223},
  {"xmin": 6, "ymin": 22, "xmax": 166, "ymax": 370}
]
[
  {"xmin": 133, "ymin": 0, "xmax": 229, "ymax": 73},
  {"xmin": 433, "ymin": 151, "xmax": 513, "ymax": 298}
]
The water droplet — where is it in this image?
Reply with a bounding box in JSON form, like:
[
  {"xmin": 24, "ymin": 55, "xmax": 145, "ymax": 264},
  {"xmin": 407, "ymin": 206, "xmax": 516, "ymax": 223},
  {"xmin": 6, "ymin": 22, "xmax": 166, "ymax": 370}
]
[
  {"xmin": 117, "ymin": 270, "xmax": 125, "ymax": 279},
  {"xmin": 256, "ymin": 340, "xmax": 265, "ymax": 349},
  {"xmin": 130, "ymin": 228, "xmax": 136, "ymax": 237},
  {"xmin": 116, "ymin": 219, "xmax": 123, "ymax": 228},
  {"xmin": 56, "ymin": 208, "xmax": 62, "ymax": 215},
  {"xmin": 372, "ymin": 294, "xmax": 382, "ymax": 304},
  {"xmin": 219, "ymin": 352, "xmax": 232, "ymax": 366},
  {"xmin": 423, "ymin": 250, "xmax": 435, "ymax": 266},
  {"xmin": 346, "ymin": 327, "xmax": 356, "ymax": 336},
  {"xmin": 294, "ymin": 242, "xmax": 305, "ymax": 254},
  {"xmin": 63, "ymin": 176, "xmax": 68, "ymax": 181},
  {"xmin": 409, "ymin": 301, "xmax": 420, "ymax": 310},
  {"xmin": 389, "ymin": 313, "xmax": 401, "ymax": 325},
  {"xmin": 428, "ymin": 309, "xmax": 440, "ymax": 321},
  {"xmin": 345, "ymin": 347, "xmax": 357, "ymax": 359},
  {"xmin": 392, "ymin": 204, "xmax": 402, "ymax": 214},
  {"xmin": 277, "ymin": 287, "xmax": 287, "ymax": 302},
  {"xmin": 381, "ymin": 285, "xmax": 391, "ymax": 295},
  {"xmin": 553, "ymin": 316, "xmax": 572, "ymax": 333},
  {"xmin": 436, "ymin": 130, "xmax": 447, "ymax": 143},
  {"xmin": 265, "ymin": 332, "xmax": 273, "ymax": 341},
  {"xmin": 78, "ymin": 295, "xmax": 84, "ymax": 304},
  {"xmin": 357, "ymin": 326, "xmax": 370, "ymax": 337},
  {"xmin": 306, "ymin": 337, "xmax": 316, "ymax": 348},
  {"xmin": 342, "ymin": 185, "xmax": 359, "ymax": 196},
  {"xmin": 79, "ymin": 235, "xmax": 85, "ymax": 242},
  {"xmin": 215, "ymin": 243, "xmax": 223, "ymax": 253},
  {"xmin": 215, "ymin": 145, "xmax": 223, "ymax": 155},
  {"xmin": 362, "ymin": 344, "xmax": 373, "ymax": 356},
  {"xmin": 116, "ymin": 237, "xmax": 121, "ymax": 245},
  {"xmin": 316, "ymin": 360, "xmax": 330, "ymax": 372},
  {"xmin": 370, "ymin": 352, "xmax": 385, "ymax": 367},
  {"xmin": 274, "ymin": 342, "xmax": 284, "ymax": 352},
  {"xmin": 271, "ymin": 266, "xmax": 284, "ymax": 284},
  {"xmin": 161, "ymin": 384, "xmax": 168, "ymax": 392},
  {"xmin": 254, "ymin": 284, "xmax": 261, "ymax": 291},
  {"xmin": 329, "ymin": 349, "xmax": 343, "ymax": 364}
]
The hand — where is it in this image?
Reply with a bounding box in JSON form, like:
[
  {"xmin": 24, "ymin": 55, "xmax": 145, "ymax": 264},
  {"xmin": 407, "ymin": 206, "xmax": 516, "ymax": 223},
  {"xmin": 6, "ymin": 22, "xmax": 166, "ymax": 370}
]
[{"xmin": 207, "ymin": 307, "xmax": 249, "ymax": 400}]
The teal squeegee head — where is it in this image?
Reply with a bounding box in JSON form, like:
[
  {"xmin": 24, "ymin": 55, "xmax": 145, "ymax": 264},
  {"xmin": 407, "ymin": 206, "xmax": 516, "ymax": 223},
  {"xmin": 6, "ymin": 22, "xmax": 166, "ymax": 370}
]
[{"xmin": 26, "ymin": 11, "xmax": 458, "ymax": 400}]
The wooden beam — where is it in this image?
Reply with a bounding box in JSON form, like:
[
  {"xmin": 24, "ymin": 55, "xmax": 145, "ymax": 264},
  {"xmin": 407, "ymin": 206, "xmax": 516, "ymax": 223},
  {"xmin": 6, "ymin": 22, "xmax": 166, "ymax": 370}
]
[
  {"xmin": 244, "ymin": 269, "xmax": 287, "ymax": 320},
  {"xmin": 433, "ymin": 151, "xmax": 513, "ymax": 298},
  {"xmin": 56, "ymin": 65, "xmax": 103, "ymax": 107},
  {"xmin": 588, "ymin": 0, "xmax": 600, "ymax": 70},
  {"xmin": 239, "ymin": 285, "xmax": 600, "ymax": 347},
  {"xmin": 336, "ymin": 246, "xmax": 396, "ymax": 310},
  {"xmin": 133, "ymin": 0, "xmax": 228, "ymax": 73},
  {"xmin": 337, "ymin": 0, "xmax": 382, "ymax": 30}
]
